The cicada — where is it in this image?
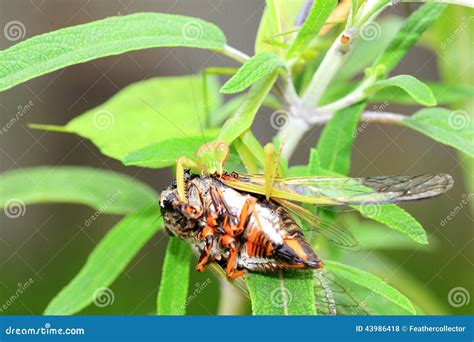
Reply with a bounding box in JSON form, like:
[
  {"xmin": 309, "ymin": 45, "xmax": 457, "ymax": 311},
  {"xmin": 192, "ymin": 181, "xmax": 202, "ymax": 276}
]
[{"xmin": 160, "ymin": 141, "xmax": 453, "ymax": 279}]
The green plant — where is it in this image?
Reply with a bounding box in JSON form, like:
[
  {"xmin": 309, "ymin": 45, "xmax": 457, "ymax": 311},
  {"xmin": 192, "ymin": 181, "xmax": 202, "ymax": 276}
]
[{"xmin": 1, "ymin": 0, "xmax": 473, "ymax": 315}]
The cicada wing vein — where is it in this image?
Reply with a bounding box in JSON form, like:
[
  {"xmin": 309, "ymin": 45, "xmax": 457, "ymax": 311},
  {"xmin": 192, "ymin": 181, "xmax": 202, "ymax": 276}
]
[
  {"xmin": 274, "ymin": 198, "xmax": 359, "ymax": 251},
  {"xmin": 314, "ymin": 269, "xmax": 371, "ymax": 315}
]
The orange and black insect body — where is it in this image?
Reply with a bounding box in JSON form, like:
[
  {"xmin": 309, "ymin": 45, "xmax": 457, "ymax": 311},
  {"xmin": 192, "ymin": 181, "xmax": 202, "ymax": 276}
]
[{"xmin": 160, "ymin": 172, "xmax": 323, "ymax": 279}]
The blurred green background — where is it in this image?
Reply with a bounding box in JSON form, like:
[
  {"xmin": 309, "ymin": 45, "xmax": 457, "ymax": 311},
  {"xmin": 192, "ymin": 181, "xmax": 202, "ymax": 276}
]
[{"xmin": 0, "ymin": 0, "xmax": 472, "ymax": 315}]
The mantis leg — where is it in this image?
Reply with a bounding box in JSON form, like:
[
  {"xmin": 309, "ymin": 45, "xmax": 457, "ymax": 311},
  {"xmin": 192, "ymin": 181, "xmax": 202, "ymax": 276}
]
[
  {"xmin": 176, "ymin": 157, "xmax": 199, "ymax": 203},
  {"xmin": 263, "ymin": 143, "xmax": 281, "ymax": 201}
]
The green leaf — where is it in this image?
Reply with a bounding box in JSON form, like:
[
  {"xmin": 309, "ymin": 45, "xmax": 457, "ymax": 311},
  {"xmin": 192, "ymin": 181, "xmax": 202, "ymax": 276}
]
[
  {"xmin": 157, "ymin": 237, "xmax": 192, "ymax": 315},
  {"xmin": 370, "ymin": 82, "xmax": 474, "ymax": 106},
  {"xmin": 403, "ymin": 108, "xmax": 474, "ymax": 157},
  {"xmin": 31, "ymin": 75, "xmax": 222, "ymax": 162},
  {"xmin": 44, "ymin": 204, "xmax": 162, "ymax": 314},
  {"xmin": 218, "ymin": 72, "xmax": 278, "ymax": 144},
  {"xmin": 246, "ymin": 270, "xmax": 316, "ymax": 315},
  {"xmin": 308, "ymin": 148, "xmax": 322, "ymax": 175},
  {"xmin": 287, "ymin": 165, "xmax": 309, "ymax": 177},
  {"xmin": 351, "ymin": 204, "xmax": 428, "ymax": 244},
  {"xmin": 325, "ymin": 261, "xmax": 416, "ymax": 314},
  {"xmin": 317, "ymin": 102, "xmax": 366, "ymax": 174},
  {"xmin": 366, "ymin": 75, "xmax": 437, "ymax": 106},
  {"xmin": 286, "ymin": 0, "xmax": 338, "ymax": 60},
  {"xmin": 124, "ymin": 134, "xmax": 217, "ymax": 169},
  {"xmin": 352, "ymin": 255, "xmax": 446, "ymax": 315},
  {"xmin": 220, "ymin": 52, "xmax": 284, "ymax": 94},
  {"xmin": 323, "ymin": 81, "xmax": 474, "ymax": 106},
  {"xmin": 0, "ymin": 166, "xmax": 156, "ymax": 214},
  {"xmin": 343, "ymin": 216, "xmax": 421, "ymax": 250},
  {"xmin": 0, "ymin": 13, "xmax": 226, "ymax": 91},
  {"xmin": 373, "ymin": 3, "xmax": 447, "ymax": 76},
  {"xmin": 209, "ymin": 94, "xmax": 280, "ymax": 127}
]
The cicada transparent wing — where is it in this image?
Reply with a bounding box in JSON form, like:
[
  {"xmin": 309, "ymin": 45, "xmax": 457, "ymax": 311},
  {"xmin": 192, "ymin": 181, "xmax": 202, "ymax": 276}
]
[
  {"xmin": 221, "ymin": 174, "xmax": 454, "ymax": 205},
  {"xmin": 274, "ymin": 198, "xmax": 359, "ymax": 250},
  {"xmin": 314, "ymin": 269, "xmax": 371, "ymax": 315}
]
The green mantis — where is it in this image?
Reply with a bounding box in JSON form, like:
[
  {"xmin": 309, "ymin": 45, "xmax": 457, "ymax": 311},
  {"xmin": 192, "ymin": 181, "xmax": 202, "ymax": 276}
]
[{"xmin": 175, "ymin": 139, "xmax": 282, "ymax": 204}]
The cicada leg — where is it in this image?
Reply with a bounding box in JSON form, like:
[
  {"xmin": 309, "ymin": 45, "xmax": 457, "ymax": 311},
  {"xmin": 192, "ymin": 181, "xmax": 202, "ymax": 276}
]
[
  {"xmin": 196, "ymin": 225, "xmax": 215, "ymax": 273},
  {"xmin": 212, "ymin": 185, "xmax": 256, "ymax": 237},
  {"xmin": 234, "ymin": 197, "xmax": 256, "ymax": 236},
  {"xmin": 176, "ymin": 157, "xmax": 199, "ymax": 203},
  {"xmin": 220, "ymin": 234, "xmax": 245, "ymax": 280}
]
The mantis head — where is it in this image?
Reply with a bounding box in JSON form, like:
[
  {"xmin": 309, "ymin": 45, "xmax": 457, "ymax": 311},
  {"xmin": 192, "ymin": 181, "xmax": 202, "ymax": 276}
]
[{"xmin": 196, "ymin": 141, "xmax": 229, "ymax": 175}]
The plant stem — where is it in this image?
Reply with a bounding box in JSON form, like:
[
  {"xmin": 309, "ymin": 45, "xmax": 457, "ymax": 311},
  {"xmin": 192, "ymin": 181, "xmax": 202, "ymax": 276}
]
[
  {"xmin": 394, "ymin": 0, "xmax": 473, "ymax": 8},
  {"xmin": 278, "ymin": 116, "xmax": 312, "ymax": 160},
  {"xmin": 278, "ymin": 0, "xmax": 394, "ymax": 160},
  {"xmin": 300, "ymin": 33, "xmax": 349, "ymax": 111},
  {"xmin": 300, "ymin": 0, "xmax": 392, "ymax": 112},
  {"xmin": 217, "ymin": 278, "xmax": 247, "ymax": 315},
  {"xmin": 308, "ymin": 110, "xmax": 406, "ymax": 125},
  {"xmin": 222, "ymin": 45, "xmax": 251, "ymax": 64},
  {"xmin": 315, "ymin": 87, "xmax": 366, "ymax": 115},
  {"xmin": 279, "ymin": 110, "xmax": 405, "ymax": 158},
  {"xmin": 360, "ymin": 110, "xmax": 405, "ymax": 123}
]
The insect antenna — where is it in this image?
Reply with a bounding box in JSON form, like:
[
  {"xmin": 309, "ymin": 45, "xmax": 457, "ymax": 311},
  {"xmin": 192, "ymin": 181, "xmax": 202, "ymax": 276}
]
[
  {"xmin": 136, "ymin": 97, "xmax": 192, "ymax": 139},
  {"xmin": 188, "ymin": 71, "xmax": 210, "ymax": 153},
  {"xmin": 135, "ymin": 96, "xmax": 194, "ymax": 199}
]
